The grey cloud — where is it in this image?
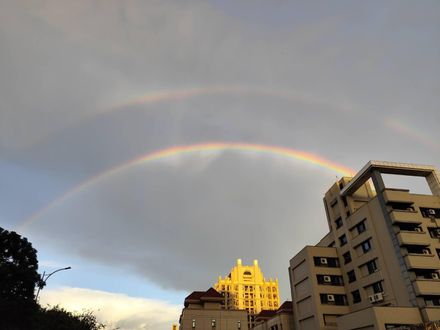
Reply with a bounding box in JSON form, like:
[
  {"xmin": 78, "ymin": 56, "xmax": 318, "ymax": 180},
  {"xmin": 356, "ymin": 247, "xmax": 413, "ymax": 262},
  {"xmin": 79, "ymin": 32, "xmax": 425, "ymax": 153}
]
[
  {"xmin": 1, "ymin": 0, "xmax": 440, "ymax": 303},
  {"xmin": 29, "ymin": 153, "xmax": 335, "ymax": 298}
]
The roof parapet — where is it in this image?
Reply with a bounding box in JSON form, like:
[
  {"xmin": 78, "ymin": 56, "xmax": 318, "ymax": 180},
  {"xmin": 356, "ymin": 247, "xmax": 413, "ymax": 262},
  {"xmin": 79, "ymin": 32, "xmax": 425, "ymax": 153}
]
[{"xmin": 340, "ymin": 161, "xmax": 440, "ymax": 197}]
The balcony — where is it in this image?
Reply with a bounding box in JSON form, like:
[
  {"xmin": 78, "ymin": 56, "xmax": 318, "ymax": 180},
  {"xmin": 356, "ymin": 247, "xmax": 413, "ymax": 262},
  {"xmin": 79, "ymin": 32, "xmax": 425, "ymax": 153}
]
[
  {"xmin": 389, "ymin": 210, "xmax": 421, "ymax": 224},
  {"xmin": 383, "ymin": 189, "xmax": 412, "ymax": 204},
  {"xmin": 404, "ymin": 254, "xmax": 440, "ymax": 269},
  {"xmin": 397, "ymin": 231, "xmax": 429, "ymax": 246},
  {"xmin": 413, "ymin": 280, "xmax": 440, "ymax": 295}
]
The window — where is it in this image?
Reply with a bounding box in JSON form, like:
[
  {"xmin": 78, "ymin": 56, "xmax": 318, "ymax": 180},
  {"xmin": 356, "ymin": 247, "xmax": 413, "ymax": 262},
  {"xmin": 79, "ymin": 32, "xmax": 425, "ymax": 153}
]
[
  {"xmin": 343, "ymin": 251, "xmax": 352, "ymax": 264},
  {"xmin": 313, "ymin": 257, "xmax": 340, "ymax": 267},
  {"xmin": 356, "ymin": 220, "xmax": 366, "ymax": 234},
  {"xmin": 335, "ymin": 217, "xmax": 343, "ymax": 229},
  {"xmin": 320, "ymin": 294, "xmax": 348, "ymax": 306},
  {"xmin": 211, "ymin": 319, "xmax": 216, "ymax": 328},
  {"xmin": 388, "ymin": 202, "xmax": 415, "ymax": 212},
  {"xmin": 347, "ymin": 270, "xmax": 356, "ymax": 283},
  {"xmin": 429, "ymin": 228, "xmax": 440, "ymax": 238},
  {"xmin": 372, "ymin": 281, "xmax": 383, "ymax": 294},
  {"xmin": 420, "ymin": 207, "xmax": 439, "ymax": 218},
  {"xmin": 361, "ymin": 239, "xmax": 372, "ymax": 253},
  {"xmin": 352, "ymin": 290, "xmax": 361, "ymax": 304},
  {"xmin": 192, "ymin": 320, "xmax": 196, "ymax": 328},
  {"xmin": 237, "ymin": 321, "xmax": 241, "ymax": 329},
  {"xmin": 317, "ymin": 275, "xmax": 344, "ymax": 286},
  {"xmin": 339, "ymin": 234, "xmax": 348, "ymax": 246},
  {"xmin": 366, "ymin": 259, "xmax": 378, "ymax": 274}
]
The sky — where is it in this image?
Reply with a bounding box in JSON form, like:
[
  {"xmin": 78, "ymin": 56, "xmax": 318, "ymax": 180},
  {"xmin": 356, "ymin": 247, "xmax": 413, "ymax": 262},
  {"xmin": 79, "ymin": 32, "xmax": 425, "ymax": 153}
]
[{"xmin": 1, "ymin": 1, "xmax": 440, "ymax": 329}]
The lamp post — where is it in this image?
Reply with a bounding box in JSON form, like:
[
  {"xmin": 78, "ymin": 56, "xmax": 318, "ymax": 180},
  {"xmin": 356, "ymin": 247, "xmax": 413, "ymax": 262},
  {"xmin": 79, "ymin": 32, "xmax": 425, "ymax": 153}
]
[{"xmin": 35, "ymin": 266, "xmax": 71, "ymax": 301}]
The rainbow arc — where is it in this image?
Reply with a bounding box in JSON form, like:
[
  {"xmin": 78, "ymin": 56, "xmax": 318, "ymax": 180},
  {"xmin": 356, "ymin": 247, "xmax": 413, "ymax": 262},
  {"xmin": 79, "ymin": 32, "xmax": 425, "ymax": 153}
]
[{"xmin": 17, "ymin": 142, "xmax": 355, "ymax": 231}]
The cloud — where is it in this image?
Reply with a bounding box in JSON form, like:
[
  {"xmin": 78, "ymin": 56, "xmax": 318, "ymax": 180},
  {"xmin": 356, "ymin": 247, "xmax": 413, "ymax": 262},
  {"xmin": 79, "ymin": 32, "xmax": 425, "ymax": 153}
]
[
  {"xmin": 40, "ymin": 287, "xmax": 181, "ymax": 330},
  {"xmin": 28, "ymin": 152, "xmax": 336, "ymax": 298},
  {"xmin": 1, "ymin": 0, "xmax": 440, "ymax": 308}
]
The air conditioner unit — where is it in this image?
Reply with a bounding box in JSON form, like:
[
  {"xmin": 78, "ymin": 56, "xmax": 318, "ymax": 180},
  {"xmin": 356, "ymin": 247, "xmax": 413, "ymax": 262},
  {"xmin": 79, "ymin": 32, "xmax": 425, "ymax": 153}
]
[
  {"xmin": 432, "ymin": 273, "xmax": 439, "ymax": 280},
  {"xmin": 373, "ymin": 292, "xmax": 384, "ymax": 302},
  {"xmin": 428, "ymin": 209, "xmax": 436, "ymax": 216},
  {"xmin": 320, "ymin": 257, "xmax": 328, "ymax": 265},
  {"xmin": 414, "ymin": 227, "xmax": 422, "ymax": 232},
  {"xmin": 422, "ymin": 249, "xmax": 430, "ymax": 255},
  {"xmin": 323, "ymin": 275, "xmax": 332, "ymax": 283},
  {"xmin": 368, "ymin": 295, "xmax": 376, "ymax": 303},
  {"xmin": 327, "ymin": 294, "xmax": 335, "ymax": 302}
]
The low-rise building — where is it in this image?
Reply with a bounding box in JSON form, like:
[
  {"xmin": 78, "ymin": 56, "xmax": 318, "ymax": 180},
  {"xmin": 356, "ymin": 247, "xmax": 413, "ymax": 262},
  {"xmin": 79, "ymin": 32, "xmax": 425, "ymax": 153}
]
[
  {"xmin": 179, "ymin": 287, "xmax": 248, "ymax": 330},
  {"xmin": 252, "ymin": 301, "xmax": 294, "ymax": 330}
]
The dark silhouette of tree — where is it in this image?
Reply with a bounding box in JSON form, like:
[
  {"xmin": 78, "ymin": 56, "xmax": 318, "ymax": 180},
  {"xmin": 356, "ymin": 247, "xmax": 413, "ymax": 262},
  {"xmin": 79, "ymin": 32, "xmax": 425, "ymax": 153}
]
[
  {"xmin": 33, "ymin": 306, "xmax": 105, "ymax": 330},
  {"xmin": 0, "ymin": 226, "xmax": 41, "ymax": 328},
  {"xmin": 0, "ymin": 227, "xmax": 105, "ymax": 329}
]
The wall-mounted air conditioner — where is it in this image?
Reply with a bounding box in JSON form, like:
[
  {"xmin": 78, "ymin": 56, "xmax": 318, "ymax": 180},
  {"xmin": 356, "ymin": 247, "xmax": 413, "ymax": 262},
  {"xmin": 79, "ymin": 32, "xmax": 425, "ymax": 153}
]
[
  {"xmin": 320, "ymin": 257, "xmax": 328, "ymax": 265},
  {"xmin": 327, "ymin": 294, "xmax": 335, "ymax": 302},
  {"xmin": 373, "ymin": 292, "xmax": 384, "ymax": 302},
  {"xmin": 368, "ymin": 295, "xmax": 376, "ymax": 303},
  {"xmin": 432, "ymin": 273, "xmax": 439, "ymax": 280},
  {"xmin": 422, "ymin": 249, "xmax": 430, "ymax": 255},
  {"xmin": 323, "ymin": 275, "xmax": 332, "ymax": 283}
]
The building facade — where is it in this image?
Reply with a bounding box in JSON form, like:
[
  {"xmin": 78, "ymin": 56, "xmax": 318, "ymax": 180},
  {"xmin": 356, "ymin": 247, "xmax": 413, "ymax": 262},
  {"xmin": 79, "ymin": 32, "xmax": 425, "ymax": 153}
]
[
  {"xmin": 214, "ymin": 259, "xmax": 280, "ymax": 329},
  {"xmin": 289, "ymin": 161, "xmax": 440, "ymax": 330},
  {"xmin": 252, "ymin": 301, "xmax": 294, "ymax": 330},
  {"xmin": 179, "ymin": 287, "xmax": 248, "ymax": 330}
]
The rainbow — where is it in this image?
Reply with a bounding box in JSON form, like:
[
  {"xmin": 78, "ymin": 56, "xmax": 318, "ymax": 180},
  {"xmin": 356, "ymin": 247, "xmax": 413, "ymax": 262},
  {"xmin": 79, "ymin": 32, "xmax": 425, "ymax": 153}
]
[
  {"xmin": 384, "ymin": 118, "xmax": 439, "ymax": 151},
  {"xmin": 17, "ymin": 142, "xmax": 355, "ymax": 232}
]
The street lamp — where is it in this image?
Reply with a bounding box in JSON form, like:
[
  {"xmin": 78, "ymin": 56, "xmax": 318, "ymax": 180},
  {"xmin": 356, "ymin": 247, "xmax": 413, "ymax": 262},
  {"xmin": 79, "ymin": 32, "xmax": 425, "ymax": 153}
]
[{"xmin": 35, "ymin": 266, "xmax": 71, "ymax": 301}]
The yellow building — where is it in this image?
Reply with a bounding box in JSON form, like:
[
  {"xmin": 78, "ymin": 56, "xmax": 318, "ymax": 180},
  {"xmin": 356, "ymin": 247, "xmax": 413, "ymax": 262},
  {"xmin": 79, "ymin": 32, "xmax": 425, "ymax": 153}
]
[{"xmin": 214, "ymin": 259, "xmax": 280, "ymax": 329}]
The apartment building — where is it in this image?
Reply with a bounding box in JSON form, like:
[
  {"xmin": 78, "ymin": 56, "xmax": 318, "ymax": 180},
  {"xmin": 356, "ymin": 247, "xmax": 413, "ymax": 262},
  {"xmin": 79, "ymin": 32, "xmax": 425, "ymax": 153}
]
[
  {"xmin": 289, "ymin": 161, "xmax": 440, "ymax": 330},
  {"xmin": 179, "ymin": 287, "xmax": 248, "ymax": 330},
  {"xmin": 214, "ymin": 259, "xmax": 280, "ymax": 329}
]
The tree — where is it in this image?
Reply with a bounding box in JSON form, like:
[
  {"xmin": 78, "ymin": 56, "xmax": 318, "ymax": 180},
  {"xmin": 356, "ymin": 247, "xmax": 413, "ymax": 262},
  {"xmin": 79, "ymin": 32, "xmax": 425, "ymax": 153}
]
[
  {"xmin": 0, "ymin": 226, "xmax": 41, "ymax": 328},
  {"xmin": 0, "ymin": 227, "xmax": 42, "ymax": 301},
  {"xmin": 0, "ymin": 227, "xmax": 106, "ymax": 329},
  {"xmin": 33, "ymin": 306, "xmax": 106, "ymax": 330}
]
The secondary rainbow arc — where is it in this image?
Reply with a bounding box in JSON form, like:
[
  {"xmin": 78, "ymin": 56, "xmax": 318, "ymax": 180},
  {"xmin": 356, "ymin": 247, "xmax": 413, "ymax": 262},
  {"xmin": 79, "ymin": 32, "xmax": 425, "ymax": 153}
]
[{"xmin": 17, "ymin": 142, "xmax": 355, "ymax": 232}]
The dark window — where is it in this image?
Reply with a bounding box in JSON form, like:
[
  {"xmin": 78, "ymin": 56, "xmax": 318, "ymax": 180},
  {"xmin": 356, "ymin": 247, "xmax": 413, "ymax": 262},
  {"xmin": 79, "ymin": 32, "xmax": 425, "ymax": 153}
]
[
  {"xmin": 339, "ymin": 234, "xmax": 347, "ymax": 246},
  {"xmin": 372, "ymin": 281, "xmax": 383, "ymax": 294},
  {"xmin": 407, "ymin": 245, "xmax": 430, "ymax": 255},
  {"xmin": 313, "ymin": 257, "xmax": 339, "ymax": 268},
  {"xmin": 347, "ymin": 270, "xmax": 356, "ymax": 283},
  {"xmin": 335, "ymin": 217, "xmax": 343, "ymax": 229},
  {"xmin": 361, "ymin": 239, "xmax": 372, "ymax": 253},
  {"xmin": 366, "ymin": 259, "xmax": 378, "ymax": 274},
  {"xmin": 342, "ymin": 196, "xmax": 348, "ymax": 208},
  {"xmin": 425, "ymin": 296, "xmax": 440, "ymax": 306},
  {"xmin": 420, "ymin": 207, "xmax": 440, "ymax": 218},
  {"xmin": 388, "ymin": 202, "xmax": 415, "ymax": 212},
  {"xmin": 352, "ymin": 290, "xmax": 361, "ymax": 304},
  {"xmin": 317, "ymin": 275, "xmax": 344, "ymax": 286},
  {"xmin": 428, "ymin": 228, "xmax": 440, "ymax": 238},
  {"xmin": 356, "ymin": 220, "xmax": 366, "ymax": 234},
  {"xmin": 320, "ymin": 294, "xmax": 348, "ymax": 306},
  {"xmin": 343, "ymin": 251, "xmax": 352, "ymax": 264}
]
